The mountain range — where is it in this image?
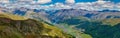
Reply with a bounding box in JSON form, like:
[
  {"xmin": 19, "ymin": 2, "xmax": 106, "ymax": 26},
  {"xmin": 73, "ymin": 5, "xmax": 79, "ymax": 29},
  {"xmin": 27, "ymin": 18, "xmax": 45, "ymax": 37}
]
[{"xmin": 0, "ymin": 1, "xmax": 120, "ymax": 38}]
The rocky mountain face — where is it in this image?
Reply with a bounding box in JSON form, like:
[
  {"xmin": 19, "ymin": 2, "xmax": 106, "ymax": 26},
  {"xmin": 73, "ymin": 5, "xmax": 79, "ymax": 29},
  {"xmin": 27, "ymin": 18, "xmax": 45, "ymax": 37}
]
[{"xmin": 0, "ymin": 13, "xmax": 75, "ymax": 38}]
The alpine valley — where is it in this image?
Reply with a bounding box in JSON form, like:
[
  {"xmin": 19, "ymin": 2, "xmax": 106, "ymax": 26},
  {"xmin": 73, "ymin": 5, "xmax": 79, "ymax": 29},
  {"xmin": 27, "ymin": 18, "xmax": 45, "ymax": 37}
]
[{"xmin": 0, "ymin": 0, "xmax": 120, "ymax": 38}]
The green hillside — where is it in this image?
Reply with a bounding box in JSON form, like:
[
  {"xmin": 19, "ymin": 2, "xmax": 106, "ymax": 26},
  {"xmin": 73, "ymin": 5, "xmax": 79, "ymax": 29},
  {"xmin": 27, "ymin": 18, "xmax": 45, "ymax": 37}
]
[
  {"xmin": 58, "ymin": 17, "xmax": 120, "ymax": 38},
  {"xmin": 0, "ymin": 13, "xmax": 75, "ymax": 38}
]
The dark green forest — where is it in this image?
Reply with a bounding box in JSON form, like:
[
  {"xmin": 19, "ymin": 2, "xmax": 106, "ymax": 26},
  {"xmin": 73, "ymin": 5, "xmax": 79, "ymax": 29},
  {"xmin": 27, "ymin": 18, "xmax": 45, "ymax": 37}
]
[{"xmin": 59, "ymin": 18, "xmax": 120, "ymax": 38}]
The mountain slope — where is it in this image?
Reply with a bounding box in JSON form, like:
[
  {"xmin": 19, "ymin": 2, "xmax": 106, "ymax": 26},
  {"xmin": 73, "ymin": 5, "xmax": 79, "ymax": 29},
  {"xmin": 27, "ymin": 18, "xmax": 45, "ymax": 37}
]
[
  {"xmin": 0, "ymin": 13, "xmax": 28, "ymax": 20},
  {"xmin": 57, "ymin": 16, "xmax": 120, "ymax": 38},
  {"xmin": 0, "ymin": 13, "xmax": 75, "ymax": 38}
]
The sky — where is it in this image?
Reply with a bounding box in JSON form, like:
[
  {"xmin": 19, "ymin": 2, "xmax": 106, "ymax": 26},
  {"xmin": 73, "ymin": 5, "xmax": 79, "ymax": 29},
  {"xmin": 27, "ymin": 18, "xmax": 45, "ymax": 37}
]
[
  {"xmin": 50, "ymin": 0, "xmax": 120, "ymax": 4},
  {"xmin": 31, "ymin": 0, "xmax": 120, "ymax": 5},
  {"xmin": 1, "ymin": 0, "xmax": 120, "ymax": 4},
  {"xmin": 0, "ymin": 0, "xmax": 120, "ymax": 11}
]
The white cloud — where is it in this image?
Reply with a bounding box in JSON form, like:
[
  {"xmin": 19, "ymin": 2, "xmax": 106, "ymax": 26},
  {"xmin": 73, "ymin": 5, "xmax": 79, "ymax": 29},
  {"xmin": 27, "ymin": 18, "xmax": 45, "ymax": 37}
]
[
  {"xmin": 0, "ymin": 0, "xmax": 120, "ymax": 11},
  {"xmin": 66, "ymin": 0, "xmax": 75, "ymax": 3},
  {"xmin": 0, "ymin": 0, "xmax": 9, "ymax": 3},
  {"xmin": 37, "ymin": 0, "xmax": 52, "ymax": 4},
  {"xmin": 0, "ymin": 0, "xmax": 52, "ymax": 4},
  {"xmin": 18, "ymin": 0, "xmax": 52, "ymax": 4},
  {"xmin": 98, "ymin": 0, "xmax": 103, "ymax": 1},
  {"xmin": 19, "ymin": 0, "xmax": 33, "ymax": 1}
]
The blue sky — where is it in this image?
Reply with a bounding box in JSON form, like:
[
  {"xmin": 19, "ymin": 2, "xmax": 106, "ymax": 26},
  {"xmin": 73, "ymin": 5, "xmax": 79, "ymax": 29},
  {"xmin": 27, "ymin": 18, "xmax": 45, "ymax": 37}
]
[
  {"xmin": 51, "ymin": 0, "xmax": 120, "ymax": 4},
  {"xmin": 43, "ymin": 0, "xmax": 120, "ymax": 4},
  {"xmin": 8, "ymin": 0, "xmax": 120, "ymax": 4},
  {"xmin": 75, "ymin": 0, "xmax": 120, "ymax": 3},
  {"xmin": 40, "ymin": 0, "xmax": 120, "ymax": 5}
]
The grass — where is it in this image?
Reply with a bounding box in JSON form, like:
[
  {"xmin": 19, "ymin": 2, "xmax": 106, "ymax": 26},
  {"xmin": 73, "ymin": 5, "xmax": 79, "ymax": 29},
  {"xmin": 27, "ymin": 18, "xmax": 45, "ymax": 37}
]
[
  {"xmin": 42, "ymin": 22, "xmax": 66, "ymax": 37},
  {"xmin": 80, "ymin": 34, "xmax": 92, "ymax": 38},
  {"xmin": 0, "ymin": 25, "xmax": 7, "ymax": 30},
  {"xmin": 102, "ymin": 18, "xmax": 120, "ymax": 26},
  {"xmin": 0, "ymin": 13, "xmax": 28, "ymax": 20},
  {"xmin": 0, "ymin": 13, "xmax": 75, "ymax": 38}
]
